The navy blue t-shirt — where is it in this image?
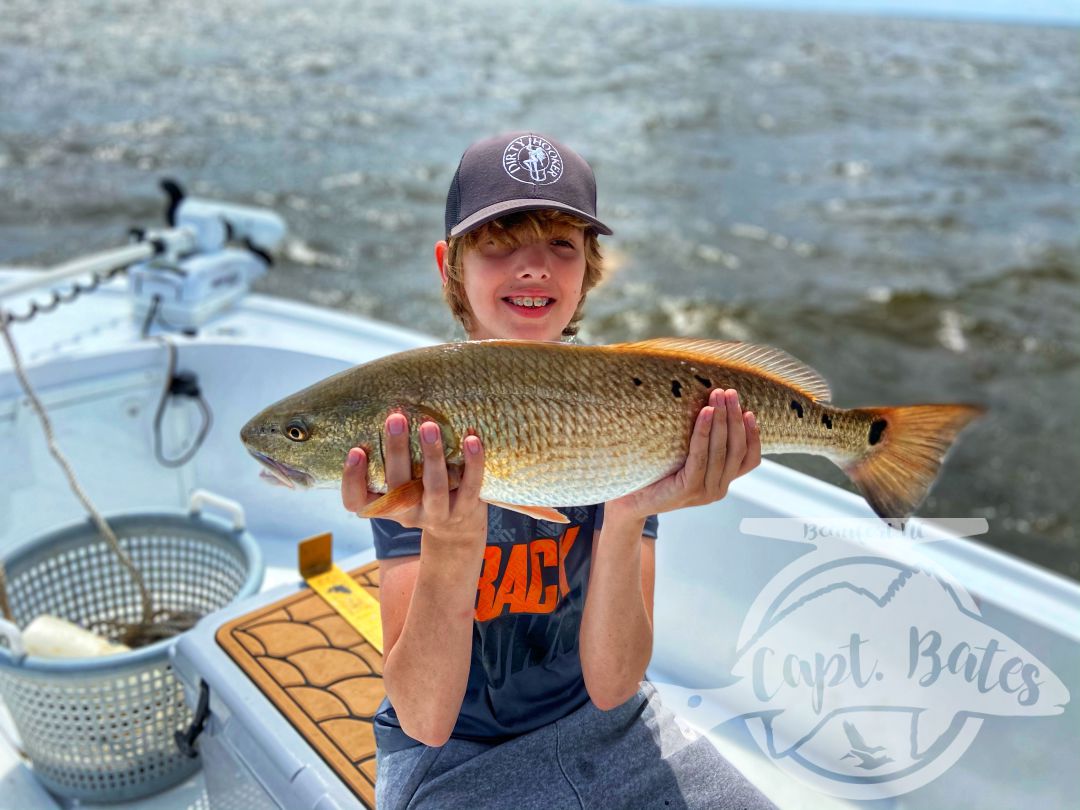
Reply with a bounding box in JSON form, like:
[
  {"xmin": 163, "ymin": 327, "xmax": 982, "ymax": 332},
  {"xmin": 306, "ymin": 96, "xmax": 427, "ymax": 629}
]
[{"xmin": 371, "ymin": 503, "xmax": 659, "ymax": 752}]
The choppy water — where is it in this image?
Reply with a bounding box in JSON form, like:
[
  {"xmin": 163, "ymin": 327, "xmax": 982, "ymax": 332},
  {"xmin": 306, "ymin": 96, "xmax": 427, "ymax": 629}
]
[{"xmin": 2, "ymin": 1, "xmax": 1078, "ymax": 578}]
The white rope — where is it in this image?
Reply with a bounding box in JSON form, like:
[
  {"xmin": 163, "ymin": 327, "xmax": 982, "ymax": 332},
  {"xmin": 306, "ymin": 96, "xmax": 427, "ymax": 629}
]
[{"xmin": 0, "ymin": 308, "xmax": 153, "ymax": 627}]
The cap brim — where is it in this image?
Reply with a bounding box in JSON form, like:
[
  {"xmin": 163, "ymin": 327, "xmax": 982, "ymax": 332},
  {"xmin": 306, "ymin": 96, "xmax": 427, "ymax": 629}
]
[{"xmin": 449, "ymin": 198, "xmax": 613, "ymax": 238}]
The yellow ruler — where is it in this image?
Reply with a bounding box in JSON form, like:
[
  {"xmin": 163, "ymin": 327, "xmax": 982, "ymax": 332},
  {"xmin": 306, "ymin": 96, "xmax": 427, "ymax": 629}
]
[{"xmin": 298, "ymin": 533, "xmax": 383, "ymax": 654}]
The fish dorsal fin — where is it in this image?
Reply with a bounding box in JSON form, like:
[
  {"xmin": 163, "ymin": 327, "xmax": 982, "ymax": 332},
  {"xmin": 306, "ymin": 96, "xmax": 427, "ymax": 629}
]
[{"xmin": 614, "ymin": 338, "xmax": 832, "ymax": 402}]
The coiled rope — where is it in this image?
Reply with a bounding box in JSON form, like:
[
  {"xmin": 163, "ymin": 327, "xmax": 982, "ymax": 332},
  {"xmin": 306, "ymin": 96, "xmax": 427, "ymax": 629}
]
[{"xmin": 0, "ymin": 309, "xmax": 199, "ymax": 646}]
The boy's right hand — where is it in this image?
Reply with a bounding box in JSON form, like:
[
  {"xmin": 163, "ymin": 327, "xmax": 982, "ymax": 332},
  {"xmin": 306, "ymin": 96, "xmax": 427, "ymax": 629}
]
[{"xmin": 341, "ymin": 413, "xmax": 488, "ymax": 547}]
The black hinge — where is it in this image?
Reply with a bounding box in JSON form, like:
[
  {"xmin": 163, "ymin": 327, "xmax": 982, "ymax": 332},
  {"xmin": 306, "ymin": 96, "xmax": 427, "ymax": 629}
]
[{"xmin": 175, "ymin": 680, "xmax": 211, "ymax": 758}]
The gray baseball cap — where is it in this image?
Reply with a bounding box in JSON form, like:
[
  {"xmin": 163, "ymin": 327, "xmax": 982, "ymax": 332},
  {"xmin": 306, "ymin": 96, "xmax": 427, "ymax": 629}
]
[{"xmin": 444, "ymin": 131, "xmax": 613, "ymax": 239}]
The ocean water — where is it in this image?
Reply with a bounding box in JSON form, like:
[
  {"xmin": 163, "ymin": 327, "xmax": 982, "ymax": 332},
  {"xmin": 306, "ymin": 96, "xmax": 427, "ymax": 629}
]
[{"xmin": 1, "ymin": 0, "xmax": 1078, "ymax": 579}]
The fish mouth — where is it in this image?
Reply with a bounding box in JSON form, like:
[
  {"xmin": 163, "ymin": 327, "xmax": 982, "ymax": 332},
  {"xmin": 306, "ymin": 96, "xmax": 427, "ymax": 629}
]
[{"xmin": 249, "ymin": 451, "xmax": 314, "ymax": 489}]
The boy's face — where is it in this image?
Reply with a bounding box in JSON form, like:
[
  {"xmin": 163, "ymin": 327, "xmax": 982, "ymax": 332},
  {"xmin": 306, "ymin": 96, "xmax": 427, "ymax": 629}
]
[{"xmin": 451, "ymin": 224, "xmax": 587, "ymax": 342}]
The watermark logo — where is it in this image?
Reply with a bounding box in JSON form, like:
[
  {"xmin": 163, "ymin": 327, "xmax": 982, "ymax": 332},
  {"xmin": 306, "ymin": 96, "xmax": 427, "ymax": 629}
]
[
  {"xmin": 738, "ymin": 517, "xmax": 992, "ymax": 546},
  {"xmin": 657, "ymin": 521, "xmax": 1070, "ymax": 799}
]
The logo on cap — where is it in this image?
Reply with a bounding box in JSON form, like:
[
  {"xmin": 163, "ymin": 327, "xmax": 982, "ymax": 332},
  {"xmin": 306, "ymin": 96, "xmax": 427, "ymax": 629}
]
[{"xmin": 503, "ymin": 135, "xmax": 563, "ymax": 185}]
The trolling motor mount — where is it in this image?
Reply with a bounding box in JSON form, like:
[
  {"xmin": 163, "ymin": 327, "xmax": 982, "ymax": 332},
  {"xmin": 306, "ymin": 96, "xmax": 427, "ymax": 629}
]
[{"xmin": 128, "ymin": 180, "xmax": 288, "ymax": 331}]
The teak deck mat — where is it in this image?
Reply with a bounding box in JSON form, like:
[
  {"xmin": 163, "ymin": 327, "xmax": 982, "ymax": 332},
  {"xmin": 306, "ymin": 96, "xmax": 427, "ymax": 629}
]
[{"xmin": 216, "ymin": 561, "xmax": 384, "ymax": 808}]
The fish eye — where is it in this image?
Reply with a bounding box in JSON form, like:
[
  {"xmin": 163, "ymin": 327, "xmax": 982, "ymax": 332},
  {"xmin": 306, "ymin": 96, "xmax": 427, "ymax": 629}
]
[{"xmin": 285, "ymin": 420, "xmax": 310, "ymax": 442}]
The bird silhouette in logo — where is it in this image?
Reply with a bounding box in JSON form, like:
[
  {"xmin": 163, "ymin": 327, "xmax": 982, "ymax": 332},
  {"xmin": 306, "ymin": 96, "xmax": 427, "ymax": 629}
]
[{"xmin": 840, "ymin": 721, "xmax": 893, "ymax": 770}]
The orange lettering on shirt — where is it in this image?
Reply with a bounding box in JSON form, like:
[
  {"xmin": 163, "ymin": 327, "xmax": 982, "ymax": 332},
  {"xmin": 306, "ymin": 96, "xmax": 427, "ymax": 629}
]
[
  {"xmin": 473, "ymin": 525, "xmax": 582, "ymax": 622},
  {"xmin": 524, "ymin": 538, "xmax": 558, "ymax": 613},
  {"xmin": 558, "ymin": 526, "xmax": 580, "ymax": 598},
  {"xmin": 474, "ymin": 545, "xmax": 502, "ymax": 621},
  {"xmin": 490, "ymin": 543, "xmax": 529, "ymax": 618}
]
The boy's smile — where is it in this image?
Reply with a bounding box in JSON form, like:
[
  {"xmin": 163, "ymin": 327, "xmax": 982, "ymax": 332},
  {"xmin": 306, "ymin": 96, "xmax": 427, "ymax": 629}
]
[{"xmin": 501, "ymin": 290, "xmax": 555, "ymax": 317}]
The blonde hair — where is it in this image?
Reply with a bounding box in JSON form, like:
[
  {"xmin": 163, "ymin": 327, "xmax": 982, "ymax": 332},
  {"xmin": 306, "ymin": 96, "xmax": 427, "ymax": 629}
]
[{"xmin": 442, "ymin": 210, "xmax": 604, "ymax": 338}]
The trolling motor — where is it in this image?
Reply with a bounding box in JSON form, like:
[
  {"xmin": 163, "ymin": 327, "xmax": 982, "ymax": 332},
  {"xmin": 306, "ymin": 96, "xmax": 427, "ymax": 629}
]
[
  {"xmin": 0, "ymin": 180, "xmax": 287, "ymax": 330},
  {"xmin": 128, "ymin": 179, "xmax": 287, "ymax": 330}
]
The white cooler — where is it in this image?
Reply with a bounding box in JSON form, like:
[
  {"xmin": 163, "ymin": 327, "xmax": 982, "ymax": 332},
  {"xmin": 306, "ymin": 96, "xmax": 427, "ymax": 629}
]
[{"xmin": 171, "ymin": 549, "xmax": 382, "ymax": 810}]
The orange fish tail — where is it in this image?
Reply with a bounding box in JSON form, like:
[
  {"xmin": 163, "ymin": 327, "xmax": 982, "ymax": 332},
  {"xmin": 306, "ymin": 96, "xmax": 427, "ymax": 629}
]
[{"xmin": 842, "ymin": 403, "xmax": 985, "ymax": 521}]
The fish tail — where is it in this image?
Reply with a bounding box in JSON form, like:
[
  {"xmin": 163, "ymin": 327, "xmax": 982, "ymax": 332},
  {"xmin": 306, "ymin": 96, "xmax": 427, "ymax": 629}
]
[{"xmin": 842, "ymin": 403, "xmax": 985, "ymax": 521}]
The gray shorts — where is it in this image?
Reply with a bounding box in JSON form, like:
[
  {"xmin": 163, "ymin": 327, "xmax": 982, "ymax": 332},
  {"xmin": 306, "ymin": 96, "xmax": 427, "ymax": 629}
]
[{"xmin": 375, "ymin": 682, "xmax": 776, "ymax": 810}]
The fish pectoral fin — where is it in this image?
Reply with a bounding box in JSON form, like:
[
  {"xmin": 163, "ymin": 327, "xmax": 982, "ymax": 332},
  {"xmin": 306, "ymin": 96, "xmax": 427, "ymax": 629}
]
[
  {"xmin": 358, "ymin": 479, "xmax": 425, "ymax": 518},
  {"xmin": 484, "ymin": 500, "xmax": 570, "ymax": 524}
]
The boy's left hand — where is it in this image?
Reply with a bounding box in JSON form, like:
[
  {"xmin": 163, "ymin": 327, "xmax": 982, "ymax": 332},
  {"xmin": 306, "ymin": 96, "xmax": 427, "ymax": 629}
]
[{"xmin": 605, "ymin": 389, "xmax": 761, "ymax": 522}]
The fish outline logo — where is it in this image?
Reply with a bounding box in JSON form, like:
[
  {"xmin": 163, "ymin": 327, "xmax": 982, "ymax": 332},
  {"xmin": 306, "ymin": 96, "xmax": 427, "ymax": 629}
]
[
  {"xmin": 653, "ymin": 537, "xmax": 1071, "ymax": 799},
  {"xmin": 503, "ymin": 135, "xmax": 563, "ymax": 185}
]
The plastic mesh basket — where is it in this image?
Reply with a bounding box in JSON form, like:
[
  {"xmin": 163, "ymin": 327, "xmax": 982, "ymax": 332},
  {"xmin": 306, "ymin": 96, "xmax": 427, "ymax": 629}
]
[{"xmin": 0, "ymin": 495, "xmax": 262, "ymax": 804}]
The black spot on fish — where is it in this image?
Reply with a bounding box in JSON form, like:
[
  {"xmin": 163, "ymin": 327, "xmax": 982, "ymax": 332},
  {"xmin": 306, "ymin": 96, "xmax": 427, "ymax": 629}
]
[
  {"xmin": 671, "ymin": 380, "xmax": 682, "ymax": 398},
  {"xmin": 822, "ymin": 413, "xmax": 833, "ymax": 429},
  {"xmin": 695, "ymin": 375, "xmax": 712, "ymax": 387},
  {"xmin": 633, "ymin": 377, "xmax": 642, "ymax": 386},
  {"xmin": 869, "ymin": 418, "xmax": 888, "ymax": 446},
  {"xmin": 790, "ymin": 400, "xmax": 804, "ymax": 418}
]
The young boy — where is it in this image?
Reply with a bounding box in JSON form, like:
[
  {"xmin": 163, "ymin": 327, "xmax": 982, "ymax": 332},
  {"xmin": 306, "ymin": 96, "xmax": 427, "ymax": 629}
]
[{"xmin": 341, "ymin": 132, "xmax": 775, "ymax": 809}]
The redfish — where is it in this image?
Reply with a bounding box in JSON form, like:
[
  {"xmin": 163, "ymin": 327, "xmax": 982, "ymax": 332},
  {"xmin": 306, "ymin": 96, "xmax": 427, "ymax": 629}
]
[{"xmin": 240, "ymin": 338, "xmax": 984, "ymax": 523}]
